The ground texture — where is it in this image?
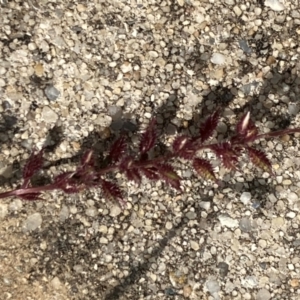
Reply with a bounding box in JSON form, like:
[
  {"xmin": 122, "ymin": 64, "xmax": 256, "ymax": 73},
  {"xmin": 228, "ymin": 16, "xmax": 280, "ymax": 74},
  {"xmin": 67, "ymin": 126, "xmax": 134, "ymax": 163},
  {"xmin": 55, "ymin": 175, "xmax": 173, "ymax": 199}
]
[{"xmin": 1, "ymin": 0, "xmax": 300, "ymax": 299}]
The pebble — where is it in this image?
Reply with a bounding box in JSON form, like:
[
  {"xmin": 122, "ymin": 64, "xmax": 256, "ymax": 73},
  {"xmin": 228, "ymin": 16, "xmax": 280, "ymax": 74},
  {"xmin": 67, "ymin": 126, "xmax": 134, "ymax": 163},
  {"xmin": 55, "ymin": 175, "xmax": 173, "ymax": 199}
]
[
  {"xmin": 286, "ymin": 211, "xmax": 296, "ymax": 219},
  {"xmin": 211, "ymin": 53, "xmax": 226, "ymax": 65},
  {"xmin": 120, "ymin": 62, "xmax": 132, "ymax": 73},
  {"xmin": 256, "ymin": 288, "xmax": 271, "ymax": 300},
  {"xmin": 165, "ymin": 221, "xmax": 173, "ymax": 230},
  {"xmin": 8, "ymin": 199, "xmax": 23, "ymax": 212},
  {"xmin": 183, "ymin": 285, "xmax": 192, "ymax": 297},
  {"xmin": 288, "ymin": 103, "xmax": 300, "ymax": 115},
  {"xmin": 51, "ymin": 277, "xmax": 61, "ymax": 290},
  {"xmin": 199, "ymin": 201, "xmax": 211, "ymax": 211},
  {"xmin": 240, "ymin": 192, "xmax": 251, "ymax": 205},
  {"xmin": 288, "ymin": 192, "xmax": 298, "ymax": 203},
  {"xmin": 265, "ymin": 0, "xmax": 285, "ymax": 11},
  {"xmin": 218, "ymin": 262, "xmax": 229, "ymax": 277},
  {"xmin": 186, "ymin": 211, "xmax": 196, "ymax": 220},
  {"xmin": 109, "ymin": 205, "xmax": 122, "ymax": 217},
  {"xmin": 42, "ymin": 106, "xmax": 59, "ymax": 123},
  {"xmin": 218, "ymin": 214, "xmax": 238, "ymax": 228},
  {"xmin": 59, "ymin": 205, "xmax": 69, "ymax": 222},
  {"xmin": 242, "ymin": 276, "xmax": 258, "ymax": 288},
  {"xmin": 239, "ymin": 217, "xmax": 252, "ymax": 232},
  {"xmin": 190, "ymin": 240, "xmax": 199, "ymax": 251},
  {"xmin": 23, "ymin": 213, "xmax": 42, "ymax": 232},
  {"xmin": 0, "ymin": 203, "xmax": 8, "ymax": 219},
  {"xmin": 272, "ymin": 217, "xmax": 285, "ymax": 229},
  {"xmin": 44, "ymin": 85, "xmax": 60, "ymax": 101},
  {"xmin": 206, "ymin": 278, "xmax": 220, "ymax": 294},
  {"xmin": 238, "ymin": 40, "xmax": 252, "ymax": 54}
]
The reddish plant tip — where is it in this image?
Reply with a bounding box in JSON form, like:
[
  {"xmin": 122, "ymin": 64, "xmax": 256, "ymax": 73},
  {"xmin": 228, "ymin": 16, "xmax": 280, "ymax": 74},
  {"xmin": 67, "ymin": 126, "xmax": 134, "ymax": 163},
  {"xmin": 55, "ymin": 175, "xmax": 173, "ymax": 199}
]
[
  {"xmin": 139, "ymin": 119, "xmax": 157, "ymax": 155},
  {"xmin": 199, "ymin": 110, "xmax": 219, "ymax": 143},
  {"xmin": 23, "ymin": 148, "xmax": 44, "ymax": 180},
  {"xmin": 109, "ymin": 135, "xmax": 127, "ymax": 162}
]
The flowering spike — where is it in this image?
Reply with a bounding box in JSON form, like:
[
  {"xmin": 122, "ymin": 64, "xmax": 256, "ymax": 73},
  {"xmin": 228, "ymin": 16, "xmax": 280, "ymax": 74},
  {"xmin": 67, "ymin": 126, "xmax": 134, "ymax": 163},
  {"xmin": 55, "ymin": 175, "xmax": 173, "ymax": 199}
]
[
  {"xmin": 139, "ymin": 119, "xmax": 157, "ymax": 154},
  {"xmin": 157, "ymin": 164, "xmax": 181, "ymax": 190},
  {"xmin": 199, "ymin": 110, "xmax": 220, "ymax": 143},
  {"xmin": 172, "ymin": 135, "xmax": 195, "ymax": 159},
  {"xmin": 101, "ymin": 179, "xmax": 125, "ymax": 207},
  {"xmin": 81, "ymin": 149, "xmax": 94, "ymax": 167},
  {"xmin": 54, "ymin": 172, "xmax": 82, "ymax": 193},
  {"xmin": 237, "ymin": 112, "xmax": 250, "ymax": 135},
  {"xmin": 119, "ymin": 156, "xmax": 142, "ymax": 184},
  {"xmin": 140, "ymin": 167, "xmax": 160, "ymax": 180},
  {"xmin": 192, "ymin": 158, "xmax": 217, "ymax": 182},
  {"xmin": 247, "ymin": 147, "xmax": 273, "ymax": 174},
  {"xmin": 235, "ymin": 112, "xmax": 258, "ymax": 142},
  {"xmin": 125, "ymin": 168, "xmax": 142, "ymax": 184},
  {"xmin": 23, "ymin": 148, "xmax": 44, "ymax": 180},
  {"xmin": 210, "ymin": 142, "xmax": 241, "ymax": 170},
  {"xmin": 108, "ymin": 135, "xmax": 127, "ymax": 162}
]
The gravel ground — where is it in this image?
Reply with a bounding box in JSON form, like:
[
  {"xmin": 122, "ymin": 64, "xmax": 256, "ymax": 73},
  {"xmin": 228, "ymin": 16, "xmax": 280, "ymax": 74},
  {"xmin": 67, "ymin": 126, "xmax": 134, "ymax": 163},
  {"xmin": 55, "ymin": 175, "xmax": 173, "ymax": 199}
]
[{"xmin": 1, "ymin": 0, "xmax": 300, "ymax": 299}]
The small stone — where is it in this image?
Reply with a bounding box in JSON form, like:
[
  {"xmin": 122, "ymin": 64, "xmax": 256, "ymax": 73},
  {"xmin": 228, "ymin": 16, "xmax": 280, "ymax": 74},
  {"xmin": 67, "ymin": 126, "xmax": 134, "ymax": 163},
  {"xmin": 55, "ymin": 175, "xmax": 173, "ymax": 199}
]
[
  {"xmin": 256, "ymin": 288, "xmax": 271, "ymax": 300},
  {"xmin": 238, "ymin": 40, "xmax": 252, "ymax": 54},
  {"xmin": 0, "ymin": 203, "xmax": 8, "ymax": 219},
  {"xmin": 242, "ymin": 276, "xmax": 258, "ymax": 288},
  {"xmin": 265, "ymin": 0, "xmax": 285, "ymax": 11},
  {"xmin": 288, "ymin": 192, "xmax": 298, "ymax": 202},
  {"xmin": 45, "ymin": 85, "xmax": 60, "ymax": 101},
  {"xmin": 165, "ymin": 221, "xmax": 173, "ymax": 230},
  {"xmin": 23, "ymin": 213, "xmax": 42, "ymax": 232},
  {"xmin": 206, "ymin": 278, "xmax": 220, "ymax": 294},
  {"xmin": 0, "ymin": 165, "xmax": 13, "ymax": 178},
  {"xmin": 51, "ymin": 277, "xmax": 61, "ymax": 290},
  {"xmin": 286, "ymin": 211, "xmax": 296, "ymax": 219},
  {"xmin": 105, "ymin": 254, "xmax": 113, "ymax": 263},
  {"xmin": 218, "ymin": 262, "xmax": 229, "ymax": 277},
  {"xmin": 186, "ymin": 211, "xmax": 196, "ymax": 220},
  {"xmin": 148, "ymin": 51, "xmax": 158, "ymax": 58},
  {"xmin": 99, "ymin": 225, "xmax": 108, "ymax": 234},
  {"xmin": 288, "ymin": 103, "xmax": 300, "ymax": 116},
  {"xmin": 34, "ymin": 63, "xmax": 44, "ymax": 77},
  {"xmin": 42, "ymin": 106, "xmax": 58, "ymax": 123},
  {"xmin": 290, "ymin": 278, "xmax": 300, "ymax": 287},
  {"xmin": 144, "ymin": 112, "xmax": 152, "ymax": 119},
  {"xmin": 218, "ymin": 214, "xmax": 238, "ymax": 228},
  {"xmin": 190, "ymin": 240, "xmax": 199, "ymax": 251},
  {"xmin": 239, "ymin": 217, "xmax": 252, "ymax": 232},
  {"xmin": 240, "ymin": 192, "xmax": 251, "ymax": 205},
  {"xmin": 233, "ymin": 6, "xmax": 242, "ymax": 16},
  {"xmin": 199, "ymin": 201, "xmax": 211, "ymax": 211},
  {"xmin": 0, "ymin": 78, "xmax": 5, "ymax": 87},
  {"xmin": 120, "ymin": 62, "xmax": 132, "ymax": 73},
  {"xmin": 183, "ymin": 285, "xmax": 192, "ymax": 297},
  {"xmin": 77, "ymin": 4, "xmax": 86, "ymax": 12},
  {"xmin": 282, "ymin": 179, "xmax": 292, "ymax": 185},
  {"xmin": 73, "ymin": 265, "xmax": 84, "ymax": 273},
  {"xmin": 59, "ymin": 205, "xmax": 69, "ymax": 222},
  {"xmin": 271, "ymin": 217, "xmax": 285, "ymax": 229},
  {"xmin": 110, "ymin": 205, "xmax": 122, "ymax": 217},
  {"xmin": 99, "ymin": 237, "xmax": 108, "ymax": 244},
  {"xmin": 9, "ymin": 199, "xmax": 22, "ymax": 212},
  {"xmin": 258, "ymin": 239, "xmax": 267, "ymax": 248},
  {"xmin": 86, "ymin": 207, "xmax": 97, "ymax": 217},
  {"xmin": 211, "ymin": 53, "xmax": 226, "ymax": 65},
  {"xmin": 107, "ymin": 105, "xmax": 123, "ymax": 120}
]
